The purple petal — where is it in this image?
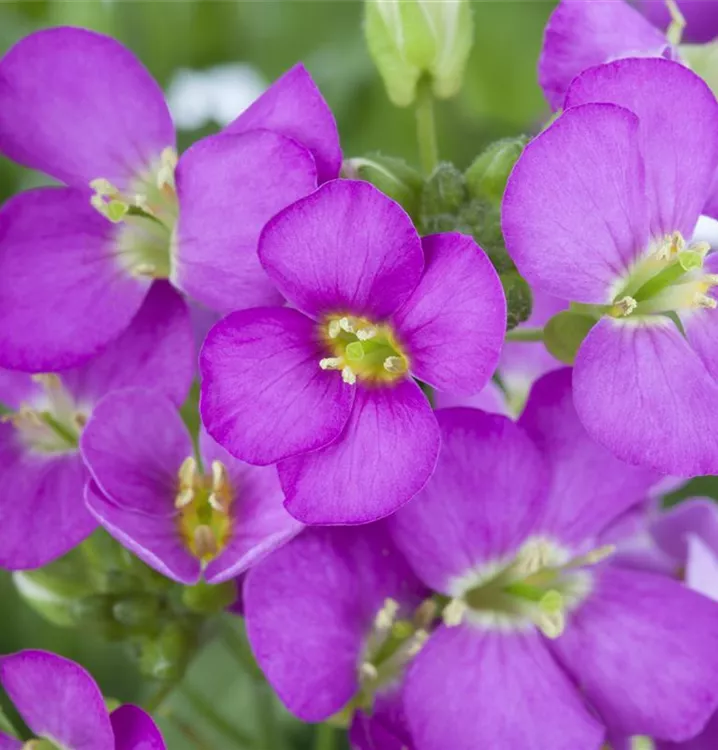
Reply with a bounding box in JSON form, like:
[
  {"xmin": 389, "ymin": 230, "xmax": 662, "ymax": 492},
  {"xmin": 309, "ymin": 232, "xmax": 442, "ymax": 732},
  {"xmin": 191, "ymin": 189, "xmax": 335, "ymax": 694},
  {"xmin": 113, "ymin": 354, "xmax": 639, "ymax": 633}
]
[
  {"xmin": 566, "ymin": 58, "xmax": 718, "ymax": 238},
  {"xmin": 110, "ymin": 705, "xmax": 166, "ymax": 750},
  {"xmin": 658, "ymin": 712, "xmax": 718, "ymax": 750},
  {"xmin": 519, "ymin": 368, "xmax": 660, "ymax": 545},
  {"xmin": 391, "ymin": 233, "xmax": 505, "ymax": 395},
  {"xmin": 200, "ymin": 430, "xmax": 303, "ymax": 583},
  {"xmin": 404, "ymin": 626, "xmax": 604, "ymax": 750},
  {"xmin": 0, "ymin": 370, "xmax": 43, "ymax": 410},
  {"xmin": 434, "ymin": 380, "xmax": 510, "ymax": 416},
  {"xmin": 0, "ymin": 733, "xmax": 21, "ymax": 750},
  {"xmin": 349, "ymin": 691, "xmax": 413, "ymax": 750},
  {"xmin": 86, "ymin": 481, "xmax": 200, "ymax": 585},
  {"xmin": 80, "ymin": 389, "xmax": 191, "ymax": 516},
  {"xmin": 244, "ymin": 524, "xmax": 425, "ymax": 721},
  {"xmin": 279, "ymin": 379, "xmax": 440, "ymax": 525},
  {"xmin": 199, "ymin": 307, "xmax": 354, "ymax": 465},
  {"xmin": 539, "ymin": 0, "xmax": 669, "ymax": 110},
  {"xmin": 61, "ymin": 281, "xmax": 193, "ymax": 408},
  {"xmin": 259, "ymin": 180, "xmax": 423, "ymax": 320},
  {"xmin": 0, "ymin": 187, "xmax": 148, "ymax": 371},
  {"xmin": 0, "ymin": 28, "xmax": 173, "ymax": 189},
  {"xmin": 573, "ymin": 318, "xmax": 718, "ymax": 476},
  {"xmin": 224, "ymin": 63, "xmax": 341, "ymax": 183},
  {"xmin": 0, "ymin": 650, "xmax": 113, "ymax": 750},
  {"xmin": 552, "ymin": 566, "xmax": 718, "ymax": 741},
  {"xmin": 388, "ymin": 408, "xmax": 547, "ymax": 593},
  {"xmin": 640, "ymin": 0, "xmax": 718, "ymax": 43},
  {"xmin": 0, "ymin": 429, "xmax": 94, "ymax": 569},
  {"xmin": 173, "ymin": 131, "xmax": 317, "ymax": 314},
  {"xmin": 503, "ymin": 103, "xmax": 649, "ymax": 303}
]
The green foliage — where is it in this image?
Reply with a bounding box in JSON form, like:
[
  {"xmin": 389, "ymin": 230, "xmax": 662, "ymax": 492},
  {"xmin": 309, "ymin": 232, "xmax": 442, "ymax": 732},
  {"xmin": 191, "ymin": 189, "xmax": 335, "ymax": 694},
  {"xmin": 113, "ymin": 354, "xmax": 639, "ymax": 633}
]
[
  {"xmin": 500, "ymin": 271, "xmax": 533, "ymax": 331},
  {"xmin": 543, "ymin": 311, "xmax": 597, "ymax": 365},
  {"xmin": 465, "ymin": 135, "xmax": 529, "ymax": 205}
]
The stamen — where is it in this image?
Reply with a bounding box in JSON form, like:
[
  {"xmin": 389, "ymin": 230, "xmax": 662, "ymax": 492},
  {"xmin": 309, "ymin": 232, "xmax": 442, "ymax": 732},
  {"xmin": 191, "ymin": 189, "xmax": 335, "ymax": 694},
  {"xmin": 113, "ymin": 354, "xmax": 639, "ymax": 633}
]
[
  {"xmin": 610, "ymin": 296, "xmax": 638, "ymax": 317},
  {"xmin": 328, "ymin": 319, "xmax": 342, "ymax": 339},
  {"xmin": 383, "ymin": 356, "xmax": 406, "ymax": 374},
  {"xmin": 156, "ymin": 147, "xmax": 178, "ymax": 191},
  {"xmin": 133, "ymin": 263, "xmax": 158, "ymax": 278},
  {"xmin": 414, "ymin": 598, "xmax": 438, "ymax": 628},
  {"xmin": 356, "ymin": 326, "xmax": 377, "ymax": 341},
  {"xmin": 360, "ymin": 662, "xmax": 379, "ymax": 682},
  {"xmin": 319, "ymin": 357, "xmax": 343, "ymax": 371},
  {"xmin": 338, "ymin": 317, "xmax": 355, "ymax": 333},
  {"xmin": 193, "ymin": 525, "xmax": 218, "ymax": 559},
  {"xmin": 443, "ymin": 598, "xmax": 468, "ymax": 627},
  {"xmin": 693, "ymin": 293, "xmax": 717, "ymax": 310},
  {"xmin": 564, "ymin": 544, "xmax": 616, "ymax": 570},
  {"xmin": 341, "ymin": 366, "xmax": 357, "ymax": 385},
  {"xmin": 535, "ymin": 590, "xmax": 565, "ymax": 639},
  {"xmin": 175, "ymin": 488, "xmax": 195, "ymax": 509},
  {"xmin": 178, "ymin": 456, "xmax": 198, "ymax": 488},
  {"xmin": 406, "ymin": 629, "xmax": 429, "ymax": 657},
  {"xmin": 374, "ymin": 598, "xmax": 400, "ymax": 630}
]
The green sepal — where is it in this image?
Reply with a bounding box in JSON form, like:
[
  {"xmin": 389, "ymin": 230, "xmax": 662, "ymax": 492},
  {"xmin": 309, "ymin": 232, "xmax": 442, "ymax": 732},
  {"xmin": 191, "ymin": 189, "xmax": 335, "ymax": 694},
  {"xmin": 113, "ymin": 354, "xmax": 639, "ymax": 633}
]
[
  {"xmin": 680, "ymin": 41, "xmax": 718, "ymax": 98},
  {"xmin": 465, "ymin": 136, "xmax": 529, "ymax": 205},
  {"xmin": 112, "ymin": 593, "xmax": 162, "ymax": 632},
  {"xmin": 543, "ymin": 311, "xmax": 597, "ymax": 365},
  {"xmin": 500, "ymin": 272, "xmax": 533, "ymax": 331},
  {"xmin": 138, "ymin": 621, "xmax": 197, "ymax": 682},
  {"xmin": 181, "ymin": 580, "xmax": 237, "ymax": 615},
  {"xmin": 69, "ymin": 594, "xmax": 127, "ymax": 640},
  {"xmin": 420, "ymin": 162, "xmax": 466, "ymax": 217},
  {"xmin": 345, "ymin": 154, "xmax": 423, "ymax": 219}
]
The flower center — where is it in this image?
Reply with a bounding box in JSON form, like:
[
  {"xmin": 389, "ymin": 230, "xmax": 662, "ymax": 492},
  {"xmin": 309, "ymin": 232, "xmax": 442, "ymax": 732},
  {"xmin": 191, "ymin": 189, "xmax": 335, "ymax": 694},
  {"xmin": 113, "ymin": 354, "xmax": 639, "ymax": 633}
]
[
  {"xmin": 175, "ymin": 456, "xmax": 233, "ymax": 564},
  {"xmin": 607, "ymin": 231, "xmax": 717, "ymax": 320},
  {"xmin": 318, "ymin": 315, "xmax": 409, "ymax": 385},
  {"xmin": 89, "ymin": 147, "xmax": 179, "ymax": 280},
  {"xmin": 2, "ymin": 374, "xmax": 86, "ymax": 454},
  {"xmin": 443, "ymin": 537, "xmax": 615, "ymax": 638}
]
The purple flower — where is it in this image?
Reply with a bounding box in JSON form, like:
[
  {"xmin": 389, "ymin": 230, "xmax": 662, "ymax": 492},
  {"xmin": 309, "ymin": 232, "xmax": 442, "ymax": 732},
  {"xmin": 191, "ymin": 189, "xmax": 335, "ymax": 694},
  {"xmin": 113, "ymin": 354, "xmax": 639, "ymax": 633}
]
[
  {"xmin": 0, "ymin": 283, "xmax": 192, "ymax": 569},
  {"xmin": 350, "ymin": 709, "xmax": 415, "ymax": 750},
  {"xmin": 0, "ymin": 27, "xmax": 339, "ymax": 371},
  {"xmin": 200, "ymin": 179, "xmax": 506, "ymax": 524},
  {"xmin": 503, "ymin": 57, "xmax": 718, "ymax": 476},
  {"xmin": 0, "ymin": 649, "xmax": 165, "ymax": 750},
  {"xmin": 243, "ymin": 523, "xmax": 427, "ymax": 728},
  {"xmin": 640, "ymin": 0, "xmax": 718, "ymax": 43},
  {"xmin": 80, "ymin": 389, "xmax": 301, "ymax": 585},
  {"xmin": 389, "ymin": 369, "xmax": 718, "ymax": 749}
]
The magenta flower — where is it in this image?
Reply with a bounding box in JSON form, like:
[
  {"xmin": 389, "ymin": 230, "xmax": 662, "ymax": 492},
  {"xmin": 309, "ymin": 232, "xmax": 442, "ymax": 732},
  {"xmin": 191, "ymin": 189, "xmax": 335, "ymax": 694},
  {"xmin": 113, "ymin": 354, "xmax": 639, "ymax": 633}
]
[
  {"xmin": 0, "ymin": 650, "xmax": 164, "ymax": 750},
  {"xmin": 503, "ymin": 58, "xmax": 718, "ymax": 476},
  {"xmin": 0, "ymin": 283, "xmax": 192, "ymax": 569},
  {"xmin": 0, "ymin": 27, "xmax": 339, "ymax": 370},
  {"xmin": 80, "ymin": 389, "xmax": 301, "ymax": 585},
  {"xmin": 350, "ymin": 710, "xmax": 414, "ymax": 750},
  {"xmin": 640, "ymin": 0, "xmax": 718, "ymax": 42},
  {"xmin": 243, "ymin": 523, "xmax": 427, "ymax": 728},
  {"xmin": 200, "ymin": 179, "xmax": 506, "ymax": 524},
  {"xmin": 389, "ymin": 369, "xmax": 718, "ymax": 749}
]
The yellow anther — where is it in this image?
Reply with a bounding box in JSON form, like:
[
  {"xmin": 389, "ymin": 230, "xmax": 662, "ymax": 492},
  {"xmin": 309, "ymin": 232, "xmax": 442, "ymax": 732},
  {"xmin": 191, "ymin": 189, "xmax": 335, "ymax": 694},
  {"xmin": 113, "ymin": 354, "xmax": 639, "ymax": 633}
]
[
  {"xmin": 443, "ymin": 598, "xmax": 468, "ymax": 627},
  {"xmin": 178, "ymin": 456, "xmax": 198, "ymax": 488},
  {"xmin": 175, "ymin": 488, "xmax": 195, "ymax": 509},
  {"xmin": 611, "ymin": 296, "xmax": 638, "ymax": 317},
  {"xmin": 356, "ymin": 326, "xmax": 377, "ymax": 341},
  {"xmin": 360, "ymin": 662, "xmax": 379, "ymax": 682},
  {"xmin": 341, "ymin": 366, "xmax": 357, "ymax": 385},
  {"xmin": 319, "ymin": 357, "xmax": 343, "ymax": 371},
  {"xmin": 192, "ymin": 525, "xmax": 218, "ymax": 559},
  {"xmin": 414, "ymin": 598, "xmax": 438, "ymax": 628},
  {"xmin": 328, "ymin": 319, "xmax": 342, "ymax": 339},
  {"xmin": 406, "ymin": 629, "xmax": 429, "ymax": 657},
  {"xmin": 383, "ymin": 356, "xmax": 406, "ymax": 374},
  {"xmin": 133, "ymin": 263, "xmax": 158, "ymax": 278},
  {"xmin": 374, "ymin": 598, "xmax": 400, "ymax": 630},
  {"xmin": 694, "ymin": 293, "xmax": 717, "ymax": 309},
  {"xmin": 536, "ymin": 608, "xmax": 565, "ymax": 639},
  {"xmin": 208, "ymin": 460, "xmax": 232, "ymax": 513},
  {"xmin": 339, "ymin": 317, "xmax": 355, "ymax": 333}
]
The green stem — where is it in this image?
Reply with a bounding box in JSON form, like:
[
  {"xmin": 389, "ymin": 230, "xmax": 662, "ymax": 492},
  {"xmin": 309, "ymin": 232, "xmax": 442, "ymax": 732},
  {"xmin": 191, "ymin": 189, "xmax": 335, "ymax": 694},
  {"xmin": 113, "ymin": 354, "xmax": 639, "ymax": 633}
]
[
  {"xmin": 415, "ymin": 77, "xmax": 439, "ymax": 175},
  {"xmin": 256, "ymin": 685, "xmax": 286, "ymax": 750},
  {"xmin": 314, "ymin": 723, "xmax": 337, "ymax": 750},
  {"xmin": 144, "ymin": 679, "xmax": 177, "ymax": 713},
  {"xmin": 505, "ymin": 327, "xmax": 544, "ymax": 343},
  {"xmin": 180, "ymin": 684, "xmax": 255, "ymax": 748}
]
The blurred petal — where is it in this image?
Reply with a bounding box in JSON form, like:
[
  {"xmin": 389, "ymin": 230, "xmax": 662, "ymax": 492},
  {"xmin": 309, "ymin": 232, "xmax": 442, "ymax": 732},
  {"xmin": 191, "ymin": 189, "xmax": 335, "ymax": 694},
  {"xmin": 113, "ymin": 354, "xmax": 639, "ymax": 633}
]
[
  {"xmin": 61, "ymin": 281, "xmax": 193, "ymax": 408},
  {"xmin": 503, "ymin": 103, "xmax": 649, "ymax": 303},
  {"xmin": 0, "ymin": 650, "xmax": 113, "ymax": 750},
  {"xmin": 519, "ymin": 368, "xmax": 659, "ymax": 544},
  {"xmin": 86, "ymin": 481, "xmax": 199, "ymax": 585},
  {"xmin": 573, "ymin": 318, "xmax": 718, "ymax": 475},
  {"xmin": 279, "ymin": 379, "xmax": 440, "ymax": 525},
  {"xmin": 259, "ymin": 180, "xmax": 423, "ymax": 320},
  {"xmin": 244, "ymin": 525, "xmax": 425, "ymax": 721},
  {"xmin": 110, "ymin": 705, "xmax": 165, "ymax": 750},
  {"xmin": 0, "ymin": 28, "xmax": 173, "ymax": 189},
  {"xmin": 391, "ymin": 233, "xmax": 505, "ymax": 395},
  {"xmin": 0, "ymin": 187, "xmax": 148, "ymax": 371},
  {"xmin": 389, "ymin": 408, "xmax": 547, "ymax": 593},
  {"xmin": 434, "ymin": 380, "xmax": 510, "ymax": 416},
  {"xmin": 199, "ymin": 307, "xmax": 354, "ymax": 465},
  {"xmin": 640, "ymin": 0, "xmax": 718, "ymax": 43},
  {"xmin": 552, "ymin": 567, "xmax": 718, "ymax": 740},
  {"xmin": 566, "ymin": 58, "xmax": 718, "ymax": 238},
  {"xmin": 539, "ymin": 0, "xmax": 668, "ymax": 109},
  {"xmin": 405, "ymin": 627, "xmax": 604, "ymax": 750},
  {"xmin": 0, "ymin": 733, "xmax": 21, "ymax": 750},
  {"xmin": 657, "ymin": 711, "xmax": 718, "ymax": 750},
  {"xmin": 80, "ymin": 390, "xmax": 191, "ymax": 516},
  {"xmin": 174, "ymin": 131, "xmax": 317, "ymax": 314},
  {"xmin": 225, "ymin": 63, "xmax": 341, "ymax": 183}
]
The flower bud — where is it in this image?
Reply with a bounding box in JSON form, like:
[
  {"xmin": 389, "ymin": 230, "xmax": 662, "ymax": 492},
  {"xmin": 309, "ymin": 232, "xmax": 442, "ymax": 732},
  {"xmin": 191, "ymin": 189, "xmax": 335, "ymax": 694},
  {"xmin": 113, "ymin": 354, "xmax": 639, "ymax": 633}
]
[
  {"xmin": 138, "ymin": 622, "xmax": 197, "ymax": 682},
  {"xmin": 181, "ymin": 580, "xmax": 237, "ymax": 615},
  {"xmin": 500, "ymin": 272, "xmax": 533, "ymax": 331},
  {"xmin": 465, "ymin": 136, "xmax": 529, "ymax": 205},
  {"xmin": 543, "ymin": 311, "xmax": 597, "ymax": 365},
  {"xmin": 112, "ymin": 593, "xmax": 161, "ymax": 631},
  {"xmin": 365, "ymin": 0, "xmax": 474, "ymax": 106}
]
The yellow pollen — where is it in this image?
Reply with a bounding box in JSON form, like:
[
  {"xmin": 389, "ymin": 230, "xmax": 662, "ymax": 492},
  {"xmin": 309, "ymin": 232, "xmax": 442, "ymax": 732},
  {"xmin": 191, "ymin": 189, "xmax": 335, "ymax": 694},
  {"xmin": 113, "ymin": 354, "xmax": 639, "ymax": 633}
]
[
  {"xmin": 442, "ymin": 598, "xmax": 468, "ymax": 627},
  {"xmin": 610, "ymin": 296, "xmax": 638, "ymax": 317},
  {"xmin": 341, "ymin": 366, "xmax": 357, "ymax": 385}
]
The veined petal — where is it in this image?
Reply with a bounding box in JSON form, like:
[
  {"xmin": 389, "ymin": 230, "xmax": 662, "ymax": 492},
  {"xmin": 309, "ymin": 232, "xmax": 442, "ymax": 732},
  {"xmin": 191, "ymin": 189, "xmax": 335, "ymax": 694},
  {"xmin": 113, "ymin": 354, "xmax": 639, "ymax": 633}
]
[
  {"xmin": 566, "ymin": 58, "xmax": 718, "ymax": 239},
  {"xmin": 173, "ymin": 130, "xmax": 317, "ymax": 314},
  {"xmin": 110, "ymin": 705, "xmax": 165, "ymax": 750},
  {"xmin": 244, "ymin": 525, "xmax": 425, "ymax": 722},
  {"xmin": 0, "ymin": 732, "xmax": 21, "ymax": 750},
  {"xmin": 224, "ymin": 63, "xmax": 341, "ymax": 183},
  {"xmin": 640, "ymin": 0, "xmax": 718, "ymax": 43},
  {"xmin": 199, "ymin": 307, "xmax": 354, "ymax": 465},
  {"xmin": 0, "ymin": 187, "xmax": 148, "ymax": 371},
  {"xmin": 389, "ymin": 408, "xmax": 548, "ymax": 593},
  {"xmin": 259, "ymin": 180, "xmax": 423, "ymax": 320},
  {"xmin": 0, "ymin": 27, "xmax": 174, "ymax": 190},
  {"xmin": 573, "ymin": 318, "xmax": 718, "ymax": 476},
  {"xmin": 552, "ymin": 566, "xmax": 718, "ymax": 741},
  {"xmin": 539, "ymin": 0, "xmax": 669, "ymax": 110},
  {"xmin": 0, "ymin": 650, "xmax": 114, "ymax": 750},
  {"xmin": 503, "ymin": 103, "xmax": 649, "ymax": 304},
  {"xmin": 404, "ymin": 626, "xmax": 604, "ymax": 750},
  {"xmin": 519, "ymin": 368, "xmax": 660, "ymax": 545},
  {"xmin": 391, "ymin": 233, "xmax": 505, "ymax": 395},
  {"xmin": 279, "ymin": 379, "xmax": 440, "ymax": 525},
  {"xmin": 434, "ymin": 380, "xmax": 510, "ymax": 416}
]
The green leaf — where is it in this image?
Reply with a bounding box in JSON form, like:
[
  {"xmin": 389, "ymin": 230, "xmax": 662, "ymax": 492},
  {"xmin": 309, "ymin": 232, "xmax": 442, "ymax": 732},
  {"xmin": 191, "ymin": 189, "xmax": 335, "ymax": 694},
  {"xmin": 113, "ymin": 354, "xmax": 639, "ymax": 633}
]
[
  {"xmin": 0, "ymin": 704, "xmax": 20, "ymax": 739},
  {"xmin": 465, "ymin": 136, "xmax": 529, "ymax": 205},
  {"xmin": 543, "ymin": 311, "xmax": 596, "ymax": 365},
  {"xmin": 346, "ymin": 153, "xmax": 423, "ymax": 219}
]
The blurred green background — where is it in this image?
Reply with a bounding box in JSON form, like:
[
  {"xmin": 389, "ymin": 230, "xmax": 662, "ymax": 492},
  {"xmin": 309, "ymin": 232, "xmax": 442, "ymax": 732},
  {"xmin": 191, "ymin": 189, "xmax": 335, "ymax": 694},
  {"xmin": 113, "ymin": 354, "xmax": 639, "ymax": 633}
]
[{"xmin": 0, "ymin": 0, "xmax": 648, "ymax": 747}]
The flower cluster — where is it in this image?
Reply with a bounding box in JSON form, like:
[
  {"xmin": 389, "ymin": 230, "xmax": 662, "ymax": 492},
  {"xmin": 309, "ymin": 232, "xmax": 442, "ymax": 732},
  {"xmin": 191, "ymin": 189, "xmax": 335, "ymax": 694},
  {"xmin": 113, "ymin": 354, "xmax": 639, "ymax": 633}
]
[{"xmin": 1, "ymin": 0, "xmax": 718, "ymax": 748}]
